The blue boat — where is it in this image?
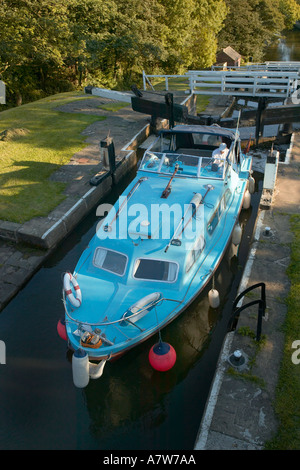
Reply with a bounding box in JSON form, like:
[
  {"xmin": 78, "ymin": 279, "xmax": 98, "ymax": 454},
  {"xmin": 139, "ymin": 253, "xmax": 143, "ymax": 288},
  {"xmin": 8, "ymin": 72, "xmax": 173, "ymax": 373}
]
[{"xmin": 61, "ymin": 124, "xmax": 253, "ymax": 385}]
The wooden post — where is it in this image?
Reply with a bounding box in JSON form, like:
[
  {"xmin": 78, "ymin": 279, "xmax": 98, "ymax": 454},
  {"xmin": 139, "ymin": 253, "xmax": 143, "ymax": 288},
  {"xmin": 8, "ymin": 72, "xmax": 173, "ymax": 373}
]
[
  {"xmin": 165, "ymin": 92, "xmax": 174, "ymax": 129},
  {"xmin": 255, "ymin": 97, "xmax": 267, "ymax": 145},
  {"xmin": 100, "ymin": 136, "xmax": 116, "ymax": 177}
]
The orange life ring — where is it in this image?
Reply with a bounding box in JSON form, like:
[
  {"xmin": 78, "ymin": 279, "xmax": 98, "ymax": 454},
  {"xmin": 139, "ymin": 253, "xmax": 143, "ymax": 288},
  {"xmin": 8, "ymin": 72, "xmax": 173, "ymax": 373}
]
[{"xmin": 63, "ymin": 272, "xmax": 82, "ymax": 308}]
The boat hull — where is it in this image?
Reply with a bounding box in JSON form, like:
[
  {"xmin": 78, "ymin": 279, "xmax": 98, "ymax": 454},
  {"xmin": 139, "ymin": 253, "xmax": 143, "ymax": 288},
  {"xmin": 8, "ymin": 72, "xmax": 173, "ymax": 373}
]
[{"xmin": 62, "ymin": 124, "xmax": 252, "ymax": 366}]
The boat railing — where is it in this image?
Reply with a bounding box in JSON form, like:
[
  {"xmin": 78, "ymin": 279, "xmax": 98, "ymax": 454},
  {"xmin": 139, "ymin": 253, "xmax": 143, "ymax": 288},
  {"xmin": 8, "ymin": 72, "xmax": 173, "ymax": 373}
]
[{"xmin": 63, "ymin": 292, "xmax": 181, "ymax": 331}]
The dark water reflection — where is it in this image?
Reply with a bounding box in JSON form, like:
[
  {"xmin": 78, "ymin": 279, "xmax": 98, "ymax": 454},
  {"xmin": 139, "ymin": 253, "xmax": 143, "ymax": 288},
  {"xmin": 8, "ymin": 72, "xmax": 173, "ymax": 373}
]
[
  {"xmin": 0, "ymin": 162, "xmax": 262, "ymax": 449},
  {"xmin": 264, "ymin": 28, "xmax": 300, "ymax": 62}
]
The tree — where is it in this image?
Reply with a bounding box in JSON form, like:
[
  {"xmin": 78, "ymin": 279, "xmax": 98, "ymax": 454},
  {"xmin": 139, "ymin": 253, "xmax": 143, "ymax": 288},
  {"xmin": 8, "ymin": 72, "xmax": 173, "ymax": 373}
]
[
  {"xmin": 190, "ymin": 0, "xmax": 228, "ymax": 69},
  {"xmin": 158, "ymin": 0, "xmax": 228, "ymax": 72},
  {"xmin": 101, "ymin": 0, "xmax": 168, "ymax": 85},
  {"xmin": 218, "ymin": 0, "xmax": 300, "ymax": 62},
  {"xmin": 279, "ymin": 0, "xmax": 300, "ymax": 28},
  {"xmin": 65, "ymin": 0, "xmax": 118, "ymax": 86},
  {"xmin": 1, "ymin": 0, "xmax": 298, "ymax": 108},
  {"xmin": 0, "ymin": 0, "xmax": 72, "ymax": 104}
]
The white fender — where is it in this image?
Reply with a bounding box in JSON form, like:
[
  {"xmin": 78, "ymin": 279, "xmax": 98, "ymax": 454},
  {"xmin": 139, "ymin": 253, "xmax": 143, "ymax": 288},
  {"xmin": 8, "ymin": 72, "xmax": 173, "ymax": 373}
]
[
  {"xmin": 72, "ymin": 349, "xmax": 89, "ymax": 388},
  {"xmin": 243, "ymin": 189, "xmax": 251, "ymax": 209},
  {"xmin": 72, "ymin": 350, "xmax": 108, "ymax": 387},
  {"xmin": 128, "ymin": 292, "xmax": 161, "ymax": 322},
  {"xmin": 190, "ymin": 193, "xmax": 202, "ymax": 208},
  {"xmin": 232, "ymin": 224, "xmax": 242, "ymax": 245},
  {"xmin": 208, "ymin": 288, "xmax": 220, "ymax": 309},
  {"xmin": 64, "ymin": 272, "xmax": 82, "ymax": 308},
  {"xmin": 248, "ymin": 174, "xmax": 255, "ymax": 194}
]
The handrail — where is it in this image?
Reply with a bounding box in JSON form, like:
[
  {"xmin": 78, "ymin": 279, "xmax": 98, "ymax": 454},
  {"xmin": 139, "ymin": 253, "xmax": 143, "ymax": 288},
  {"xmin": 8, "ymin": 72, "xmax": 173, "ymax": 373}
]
[
  {"xmin": 103, "ymin": 176, "xmax": 148, "ymax": 232},
  {"xmin": 63, "ymin": 293, "xmax": 181, "ymax": 329},
  {"xmin": 142, "ymin": 69, "xmax": 298, "ymax": 98},
  {"xmin": 229, "ymin": 282, "xmax": 266, "ymax": 341}
]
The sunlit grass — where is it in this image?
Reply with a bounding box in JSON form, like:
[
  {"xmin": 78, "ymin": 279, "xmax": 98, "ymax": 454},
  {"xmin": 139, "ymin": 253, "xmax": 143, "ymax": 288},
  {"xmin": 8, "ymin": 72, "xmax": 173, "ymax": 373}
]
[
  {"xmin": 98, "ymin": 101, "xmax": 129, "ymax": 112},
  {"xmin": 0, "ymin": 92, "xmax": 104, "ymax": 223}
]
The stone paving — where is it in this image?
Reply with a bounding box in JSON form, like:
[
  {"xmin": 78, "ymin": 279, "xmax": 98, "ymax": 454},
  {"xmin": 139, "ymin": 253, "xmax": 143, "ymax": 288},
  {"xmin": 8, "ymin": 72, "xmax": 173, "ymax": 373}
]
[{"xmin": 194, "ymin": 130, "xmax": 300, "ymax": 450}]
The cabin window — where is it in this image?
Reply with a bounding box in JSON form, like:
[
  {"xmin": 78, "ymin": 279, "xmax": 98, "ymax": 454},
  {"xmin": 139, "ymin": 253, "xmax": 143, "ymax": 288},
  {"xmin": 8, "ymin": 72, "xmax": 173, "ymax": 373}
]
[
  {"xmin": 207, "ymin": 189, "xmax": 232, "ymax": 236},
  {"xmin": 192, "ymin": 133, "xmax": 222, "ymax": 147},
  {"xmin": 93, "ymin": 248, "xmax": 128, "ymax": 276},
  {"xmin": 186, "ymin": 235, "xmax": 206, "ymax": 272},
  {"xmin": 133, "ymin": 258, "xmax": 178, "ymax": 282}
]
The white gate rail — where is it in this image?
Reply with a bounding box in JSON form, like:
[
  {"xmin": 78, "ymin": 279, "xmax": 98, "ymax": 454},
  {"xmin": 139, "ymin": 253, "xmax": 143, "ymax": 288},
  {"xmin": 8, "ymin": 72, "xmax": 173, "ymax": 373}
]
[
  {"xmin": 212, "ymin": 61, "xmax": 300, "ymax": 73},
  {"xmin": 142, "ymin": 69, "xmax": 298, "ymax": 99},
  {"xmin": 187, "ymin": 70, "xmax": 298, "ymax": 98},
  {"xmin": 142, "ymin": 71, "xmax": 187, "ymax": 91}
]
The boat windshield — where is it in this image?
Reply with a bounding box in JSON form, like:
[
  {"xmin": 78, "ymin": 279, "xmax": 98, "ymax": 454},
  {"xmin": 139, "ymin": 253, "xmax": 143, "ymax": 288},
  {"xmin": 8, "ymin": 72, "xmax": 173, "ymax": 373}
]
[{"xmin": 140, "ymin": 151, "xmax": 226, "ymax": 179}]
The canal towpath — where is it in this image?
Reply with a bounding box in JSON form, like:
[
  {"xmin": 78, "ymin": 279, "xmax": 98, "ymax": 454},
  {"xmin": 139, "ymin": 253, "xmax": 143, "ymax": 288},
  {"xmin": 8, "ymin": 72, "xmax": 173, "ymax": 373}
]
[{"xmin": 194, "ymin": 129, "xmax": 300, "ymax": 450}]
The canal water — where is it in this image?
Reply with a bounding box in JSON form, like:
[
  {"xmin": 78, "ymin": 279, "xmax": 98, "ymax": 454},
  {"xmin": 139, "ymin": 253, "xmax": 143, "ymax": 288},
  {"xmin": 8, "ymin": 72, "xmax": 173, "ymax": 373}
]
[{"xmin": 0, "ymin": 165, "xmax": 262, "ymax": 450}]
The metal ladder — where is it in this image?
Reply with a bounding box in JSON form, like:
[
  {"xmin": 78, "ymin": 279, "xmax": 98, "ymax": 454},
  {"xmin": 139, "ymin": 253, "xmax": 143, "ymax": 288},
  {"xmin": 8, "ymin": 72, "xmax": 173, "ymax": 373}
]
[{"xmin": 229, "ymin": 282, "xmax": 266, "ymax": 341}]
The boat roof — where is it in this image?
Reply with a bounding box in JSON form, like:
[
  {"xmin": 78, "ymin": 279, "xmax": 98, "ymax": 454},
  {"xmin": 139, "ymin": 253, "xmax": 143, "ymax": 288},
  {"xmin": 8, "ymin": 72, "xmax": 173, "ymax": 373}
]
[
  {"xmin": 94, "ymin": 171, "xmax": 224, "ymax": 257},
  {"xmin": 160, "ymin": 124, "xmax": 238, "ymax": 140}
]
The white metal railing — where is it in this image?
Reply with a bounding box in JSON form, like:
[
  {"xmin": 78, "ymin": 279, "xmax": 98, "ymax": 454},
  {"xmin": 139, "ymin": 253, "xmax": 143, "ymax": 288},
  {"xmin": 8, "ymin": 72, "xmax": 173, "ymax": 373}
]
[
  {"xmin": 211, "ymin": 61, "xmax": 300, "ymax": 73},
  {"xmin": 188, "ymin": 70, "xmax": 298, "ymax": 97},
  {"xmin": 142, "ymin": 69, "xmax": 298, "ymax": 98},
  {"xmin": 142, "ymin": 70, "xmax": 188, "ymax": 91},
  {"xmin": 263, "ymin": 61, "xmax": 300, "ymax": 72}
]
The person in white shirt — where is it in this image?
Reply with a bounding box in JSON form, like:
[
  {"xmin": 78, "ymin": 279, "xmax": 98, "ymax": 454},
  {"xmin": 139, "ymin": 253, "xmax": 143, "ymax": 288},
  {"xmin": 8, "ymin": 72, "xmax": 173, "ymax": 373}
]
[{"xmin": 212, "ymin": 143, "xmax": 229, "ymax": 170}]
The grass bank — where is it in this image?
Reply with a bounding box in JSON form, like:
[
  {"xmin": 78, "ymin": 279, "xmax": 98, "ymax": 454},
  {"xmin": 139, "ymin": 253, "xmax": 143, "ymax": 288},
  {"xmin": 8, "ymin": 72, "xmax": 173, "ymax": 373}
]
[
  {"xmin": 0, "ymin": 92, "xmax": 104, "ymax": 223},
  {"xmin": 265, "ymin": 214, "xmax": 300, "ymax": 449}
]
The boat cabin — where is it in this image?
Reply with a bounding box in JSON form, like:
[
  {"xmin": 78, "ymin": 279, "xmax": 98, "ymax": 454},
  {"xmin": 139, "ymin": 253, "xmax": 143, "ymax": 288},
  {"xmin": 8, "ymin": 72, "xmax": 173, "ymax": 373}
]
[{"xmin": 140, "ymin": 125, "xmax": 240, "ymax": 180}]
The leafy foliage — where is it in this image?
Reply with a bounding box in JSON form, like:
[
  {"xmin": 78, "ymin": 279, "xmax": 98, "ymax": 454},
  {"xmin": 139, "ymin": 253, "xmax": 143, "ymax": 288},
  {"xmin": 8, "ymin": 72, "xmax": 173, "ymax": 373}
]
[{"xmin": 218, "ymin": 0, "xmax": 300, "ymax": 61}]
